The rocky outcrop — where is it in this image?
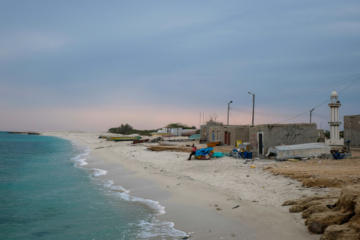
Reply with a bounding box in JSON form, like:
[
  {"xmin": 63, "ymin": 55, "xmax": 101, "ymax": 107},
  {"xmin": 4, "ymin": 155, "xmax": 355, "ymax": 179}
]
[
  {"xmin": 320, "ymin": 225, "xmax": 360, "ymax": 240},
  {"xmin": 306, "ymin": 212, "xmax": 353, "ymax": 234},
  {"xmin": 284, "ymin": 184, "xmax": 360, "ymax": 239}
]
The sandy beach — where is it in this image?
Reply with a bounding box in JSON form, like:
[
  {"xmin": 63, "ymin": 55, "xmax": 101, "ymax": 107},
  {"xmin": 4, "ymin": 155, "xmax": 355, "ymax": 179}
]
[{"xmin": 43, "ymin": 131, "xmax": 329, "ymax": 240}]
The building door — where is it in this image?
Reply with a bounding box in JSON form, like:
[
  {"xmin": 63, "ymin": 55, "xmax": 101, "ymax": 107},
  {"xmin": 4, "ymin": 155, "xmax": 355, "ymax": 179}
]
[
  {"xmin": 212, "ymin": 131, "xmax": 215, "ymax": 142},
  {"xmin": 258, "ymin": 133, "xmax": 263, "ymax": 155},
  {"xmin": 224, "ymin": 131, "xmax": 231, "ymax": 145}
]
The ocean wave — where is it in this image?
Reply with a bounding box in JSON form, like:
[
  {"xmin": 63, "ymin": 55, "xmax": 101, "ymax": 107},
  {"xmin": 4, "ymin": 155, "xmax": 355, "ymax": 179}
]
[
  {"xmin": 134, "ymin": 219, "xmax": 188, "ymax": 239},
  {"xmin": 92, "ymin": 168, "xmax": 108, "ymax": 177},
  {"xmin": 104, "ymin": 180, "xmax": 165, "ymax": 215},
  {"xmin": 102, "ymin": 180, "xmax": 188, "ymax": 239},
  {"xmin": 69, "ymin": 141, "xmax": 188, "ymax": 239},
  {"xmin": 70, "ymin": 143, "xmax": 90, "ymax": 168}
]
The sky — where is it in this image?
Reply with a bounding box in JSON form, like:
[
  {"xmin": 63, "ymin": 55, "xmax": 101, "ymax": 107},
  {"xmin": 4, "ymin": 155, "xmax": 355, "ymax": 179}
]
[{"xmin": 1, "ymin": 0, "xmax": 359, "ymax": 132}]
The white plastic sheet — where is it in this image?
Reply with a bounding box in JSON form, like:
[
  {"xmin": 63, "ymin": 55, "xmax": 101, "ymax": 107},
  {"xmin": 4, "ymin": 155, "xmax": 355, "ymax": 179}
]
[{"xmin": 266, "ymin": 143, "xmax": 331, "ymax": 160}]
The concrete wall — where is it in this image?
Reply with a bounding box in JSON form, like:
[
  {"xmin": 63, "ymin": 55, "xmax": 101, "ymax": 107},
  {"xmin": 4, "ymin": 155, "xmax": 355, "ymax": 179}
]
[
  {"xmin": 317, "ymin": 129, "xmax": 326, "ymax": 142},
  {"xmin": 203, "ymin": 125, "xmax": 250, "ymax": 146},
  {"xmin": 344, "ymin": 115, "xmax": 360, "ymax": 148},
  {"xmin": 249, "ymin": 123, "xmax": 317, "ymax": 156},
  {"xmin": 201, "ymin": 123, "xmax": 317, "ymax": 154},
  {"xmin": 200, "ymin": 125, "xmax": 208, "ymax": 140}
]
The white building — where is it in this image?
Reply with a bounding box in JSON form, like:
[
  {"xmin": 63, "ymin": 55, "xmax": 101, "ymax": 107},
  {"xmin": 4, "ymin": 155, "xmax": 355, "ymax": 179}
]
[{"xmin": 326, "ymin": 91, "xmax": 344, "ymax": 146}]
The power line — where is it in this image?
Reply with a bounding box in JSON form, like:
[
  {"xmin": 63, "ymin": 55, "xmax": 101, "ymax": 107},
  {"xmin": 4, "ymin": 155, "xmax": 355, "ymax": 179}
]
[
  {"xmin": 275, "ymin": 110, "xmax": 310, "ymax": 124},
  {"xmin": 256, "ymin": 74, "xmax": 360, "ymax": 102},
  {"xmin": 231, "ymin": 106, "xmax": 302, "ymax": 116},
  {"xmin": 230, "ymin": 74, "xmax": 359, "ymax": 124}
]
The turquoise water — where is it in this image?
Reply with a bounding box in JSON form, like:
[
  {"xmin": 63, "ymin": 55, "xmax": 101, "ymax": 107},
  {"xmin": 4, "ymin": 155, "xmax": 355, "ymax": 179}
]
[{"xmin": 0, "ymin": 132, "xmax": 186, "ymax": 240}]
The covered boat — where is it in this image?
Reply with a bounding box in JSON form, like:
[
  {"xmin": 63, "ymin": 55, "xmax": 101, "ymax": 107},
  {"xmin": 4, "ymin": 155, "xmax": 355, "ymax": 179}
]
[{"xmin": 266, "ymin": 143, "xmax": 331, "ymax": 160}]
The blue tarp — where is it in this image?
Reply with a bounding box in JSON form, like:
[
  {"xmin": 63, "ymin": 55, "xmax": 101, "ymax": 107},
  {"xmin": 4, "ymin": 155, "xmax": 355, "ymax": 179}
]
[
  {"xmin": 195, "ymin": 147, "xmax": 213, "ymax": 157},
  {"xmin": 212, "ymin": 152, "xmax": 224, "ymax": 158},
  {"xmin": 231, "ymin": 149, "xmax": 253, "ymax": 159}
]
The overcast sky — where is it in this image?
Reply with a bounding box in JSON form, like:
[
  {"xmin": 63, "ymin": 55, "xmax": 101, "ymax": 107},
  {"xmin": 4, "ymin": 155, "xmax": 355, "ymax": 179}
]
[{"xmin": 1, "ymin": 1, "xmax": 359, "ymax": 132}]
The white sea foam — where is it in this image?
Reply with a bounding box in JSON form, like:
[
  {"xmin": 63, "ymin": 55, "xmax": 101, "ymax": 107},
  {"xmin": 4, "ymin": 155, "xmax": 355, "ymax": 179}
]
[
  {"xmin": 77, "ymin": 158, "xmax": 88, "ymax": 166},
  {"xmin": 68, "ymin": 141, "xmax": 187, "ymax": 239},
  {"xmin": 92, "ymin": 168, "xmax": 108, "ymax": 177},
  {"xmin": 104, "ymin": 180, "xmax": 130, "ymax": 194},
  {"xmin": 104, "ymin": 180, "xmax": 165, "ymax": 215},
  {"xmin": 135, "ymin": 219, "xmax": 188, "ymax": 239},
  {"xmin": 70, "ymin": 143, "xmax": 90, "ymax": 168},
  {"xmin": 106, "ymin": 179, "xmax": 188, "ymax": 239}
]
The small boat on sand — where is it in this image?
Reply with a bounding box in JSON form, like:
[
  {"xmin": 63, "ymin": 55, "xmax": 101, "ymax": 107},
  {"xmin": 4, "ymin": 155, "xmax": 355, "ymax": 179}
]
[
  {"xmin": 107, "ymin": 136, "xmax": 141, "ymax": 142},
  {"xmin": 132, "ymin": 139, "xmax": 149, "ymax": 144}
]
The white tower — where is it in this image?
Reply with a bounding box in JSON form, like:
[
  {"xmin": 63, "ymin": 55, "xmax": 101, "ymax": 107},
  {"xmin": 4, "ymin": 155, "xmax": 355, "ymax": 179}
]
[{"xmin": 326, "ymin": 91, "xmax": 344, "ymax": 146}]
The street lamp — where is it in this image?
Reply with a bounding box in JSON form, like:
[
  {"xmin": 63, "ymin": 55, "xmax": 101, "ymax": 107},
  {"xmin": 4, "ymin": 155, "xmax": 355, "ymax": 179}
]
[
  {"xmin": 227, "ymin": 100, "xmax": 233, "ymax": 125},
  {"xmin": 248, "ymin": 92, "xmax": 255, "ymax": 126},
  {"xmin": 310, "ymin": 108, "xmax": 315, "ymax": 123}
]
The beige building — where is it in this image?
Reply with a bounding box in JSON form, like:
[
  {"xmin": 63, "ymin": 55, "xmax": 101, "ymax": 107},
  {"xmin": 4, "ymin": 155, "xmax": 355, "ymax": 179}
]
[
  {"xmin": 344, "ymin": 114, "xmax": 360, "ymax": 148},
  {"xmin": 201, "ymin": 123, "xmax": 317, "ymax": 156}
]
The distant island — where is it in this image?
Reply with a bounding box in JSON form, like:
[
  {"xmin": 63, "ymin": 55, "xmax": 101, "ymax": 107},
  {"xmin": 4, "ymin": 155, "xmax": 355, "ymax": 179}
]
[{"xmin": 8, "ymin": 132, "xmax": 40, "ymax": 135}]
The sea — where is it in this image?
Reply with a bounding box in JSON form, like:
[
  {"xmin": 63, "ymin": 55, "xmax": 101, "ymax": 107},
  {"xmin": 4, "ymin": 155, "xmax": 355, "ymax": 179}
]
[{"xmin": 0, "ymin": 132, "xmax": 187, "ymax": 240}]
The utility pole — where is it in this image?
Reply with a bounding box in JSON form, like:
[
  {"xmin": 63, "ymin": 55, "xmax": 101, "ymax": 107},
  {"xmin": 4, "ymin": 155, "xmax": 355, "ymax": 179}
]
[
  {"xmin": 310, "ymin": 108, "xmax": 315, "ymax": 123},
  {"xmin": 227, "ymin": 100, "xmax": 233, "ymax": 125},
  {"xmin": 248, "ymin": 92, "xmax": 255, "ymax": 126}
]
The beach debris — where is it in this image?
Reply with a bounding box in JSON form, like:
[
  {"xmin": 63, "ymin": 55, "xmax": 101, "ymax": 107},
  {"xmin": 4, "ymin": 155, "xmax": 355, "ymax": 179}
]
[
  {"xmin": 232, "ymin": 205, "xmax": 240, "ymax": 209},
  {"xmin": 231, "ymin": 148, "xmax": 253, "ymax": 159},
  {"xmin": 177, "ymin": 175, "xmax": 195, "ymax": 181},
  {"xmin": 212, "ymin": 152, "xmax": 225, "ymax": 158},
  {"xmin": 194, "ymin": 147, "xmax": 214, "ymax": 160},
  {"xmin": 250, "ymin": 165, "xmax": 256, "ymax": 169},
  {"xmin": 147, "ymin": 146, "xmax": 191, "ymax": 152},
  {"xmin": 132, "ymin": 139, "xmax": 149, "ymax": 144},
  {"xmin": 246, "ymin": 175, "xmax": 249, "ymax": 177},
  {"xmin": 148, "ymin": 137, "xmax": 164, "ymax": 143},
  {"xmin": 216, "ymin": 208, "xmax": 222, "ymax": 211}
]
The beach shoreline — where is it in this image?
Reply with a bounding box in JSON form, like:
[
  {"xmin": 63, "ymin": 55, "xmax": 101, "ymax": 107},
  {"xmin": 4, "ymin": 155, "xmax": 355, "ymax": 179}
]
[{"xmin": 43, "ymin": 131, "xmax": 325, "ymax": 239}]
